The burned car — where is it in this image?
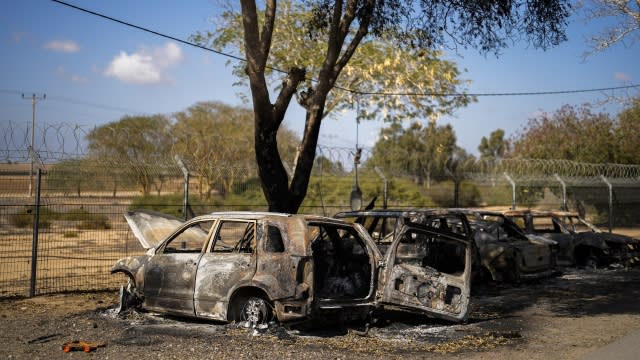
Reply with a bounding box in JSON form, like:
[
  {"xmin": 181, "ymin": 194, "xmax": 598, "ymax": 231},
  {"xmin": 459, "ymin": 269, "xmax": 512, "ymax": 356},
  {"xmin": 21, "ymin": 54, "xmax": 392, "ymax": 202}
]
[
  {"xmin": 458, "ymin": 209, "xmax": 557, "ymax": 282},
  {"xmin": 112, "ymin": 211, "xmax": 472, "ymax": 326},
  {"xmin": 505, "ymin": 210, "xmax": 640, "ymax": 268},
  {"xmin": 336, "ymin": 209, "xmax": 556, "ymax": 284}
]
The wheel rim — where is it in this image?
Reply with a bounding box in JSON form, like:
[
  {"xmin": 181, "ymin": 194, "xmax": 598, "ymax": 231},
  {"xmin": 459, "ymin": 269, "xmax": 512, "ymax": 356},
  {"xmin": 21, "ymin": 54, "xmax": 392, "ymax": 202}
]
[{"xmin": 241, "ymin": 297, "xmax": 268, "ymax": 327}]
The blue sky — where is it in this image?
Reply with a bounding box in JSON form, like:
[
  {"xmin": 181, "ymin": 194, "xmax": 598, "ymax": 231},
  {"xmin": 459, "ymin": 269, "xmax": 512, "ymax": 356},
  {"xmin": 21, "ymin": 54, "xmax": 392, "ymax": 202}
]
[{"xmin": 1, "ymin": 0, "xmax": 638, "ymax": 158}]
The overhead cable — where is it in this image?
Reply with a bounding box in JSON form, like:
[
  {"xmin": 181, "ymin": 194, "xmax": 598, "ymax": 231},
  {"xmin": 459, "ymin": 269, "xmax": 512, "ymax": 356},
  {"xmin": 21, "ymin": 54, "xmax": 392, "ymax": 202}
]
[{"xmin": 51, "ymin": 0, "xmax": 639, "ymax": 98}]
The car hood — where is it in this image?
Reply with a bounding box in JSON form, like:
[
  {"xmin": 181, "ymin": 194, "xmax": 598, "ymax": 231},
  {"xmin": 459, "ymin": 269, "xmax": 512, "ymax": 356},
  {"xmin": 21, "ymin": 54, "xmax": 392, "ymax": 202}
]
[
  {"xmin": 577, "ymin": 231, "xmax": 640, "ymax": 246},
  {"xmin": 124, "ymin": 210, "xmax": 185, "ymax": 250}
]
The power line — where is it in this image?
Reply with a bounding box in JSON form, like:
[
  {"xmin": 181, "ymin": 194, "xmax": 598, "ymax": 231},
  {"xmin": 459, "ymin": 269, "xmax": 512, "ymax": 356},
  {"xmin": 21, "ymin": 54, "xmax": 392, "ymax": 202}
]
[{"xmin": 51, "ymin": 0, "xmax": 640, "ymax": 99}]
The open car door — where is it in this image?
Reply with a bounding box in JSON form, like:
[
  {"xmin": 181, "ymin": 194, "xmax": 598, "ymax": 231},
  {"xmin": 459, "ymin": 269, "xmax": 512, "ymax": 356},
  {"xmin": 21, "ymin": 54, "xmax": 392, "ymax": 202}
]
[{"xmin": 378, "ymin": 223, "xmax": 472, "ymax": 322}]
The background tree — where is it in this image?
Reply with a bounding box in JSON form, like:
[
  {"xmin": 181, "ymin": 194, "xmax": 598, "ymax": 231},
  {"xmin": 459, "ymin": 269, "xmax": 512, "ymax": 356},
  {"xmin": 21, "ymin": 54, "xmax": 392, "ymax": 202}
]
[
  {"xmin": 614, "ymin": 97, "xmax": 640, "ymax": 164},
  {"xmin": 479, "ymin": 129, "xmax": 508, "ymax": 160},
  {"xmin": 197, "ymin": 0, "xmax": 570, "ymax": 213},
  {"xmin": 172, "ymin": 101, "xmax": 300, "ymax": 198},
  {"xmin": 86, "ymin": 115, "xmax": 172, "ymax": 195},
  {"xmin": 509, "ymin": 104, "xmax": 617, "ymax": 163},
  {"xmin": 367, "ymin": 121, "xmax": 458, "ymax": 187}
]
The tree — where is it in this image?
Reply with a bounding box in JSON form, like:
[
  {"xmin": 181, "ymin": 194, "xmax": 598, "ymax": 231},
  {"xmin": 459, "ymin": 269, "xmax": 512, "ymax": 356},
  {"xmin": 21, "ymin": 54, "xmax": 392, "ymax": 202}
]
[
  {"xmin": 86, "ymin": 115, "xmax": 172, "ymax": 195},
  {"xmin": 194, "ymin": 0, "xmax": 474, "ymax": 124},
  {"xmin": 614, "ymin": 97, "xmax": 640, "ymax": 164},
  {"xmin": 172, "ymin": 101, "xmax": 300, "ymax": 198},
  {"xmin": 199, "ymin": 0, "xmax": 570, "ymax": 213},
  {"xmin": 578, "ymin": 0, "xmax": 640, "ymax": 57},
  {"xmin": 509, "ymin": 104, "xmax": 617, "ymax": 163},
  {"xmin": 367, "ymin": 121, "xmax": 458, "ymax": 187},
  {"xmin": 478, "ymin": 129, "xmax": 508, "ymax": 160}
]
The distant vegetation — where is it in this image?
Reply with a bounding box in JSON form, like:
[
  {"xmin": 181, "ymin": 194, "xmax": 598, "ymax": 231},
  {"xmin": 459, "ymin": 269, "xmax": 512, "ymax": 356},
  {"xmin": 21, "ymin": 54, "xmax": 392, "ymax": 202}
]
[{"xmin": 9, "ymin": 207, "xmax": 111, "ymax": 230}]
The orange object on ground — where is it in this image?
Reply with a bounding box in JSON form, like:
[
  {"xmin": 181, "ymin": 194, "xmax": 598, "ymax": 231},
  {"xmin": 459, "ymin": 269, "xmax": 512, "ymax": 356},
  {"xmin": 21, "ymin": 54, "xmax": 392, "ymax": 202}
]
[{"xmin": 62, "ymin": 340, "xmax": 106, "ymax": 353}]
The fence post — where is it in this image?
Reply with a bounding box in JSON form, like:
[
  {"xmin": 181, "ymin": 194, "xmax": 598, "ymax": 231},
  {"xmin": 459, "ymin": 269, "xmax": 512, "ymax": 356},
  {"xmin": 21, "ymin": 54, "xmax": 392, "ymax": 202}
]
[
  {"xmin": 374, "ymin": 167, "xmax": 388, "ymax": 209},
  {"xmin": 600, "ymin": 175, "xmax": 613, "ymax": 233},
  {"xmin": 553, "ymin": 174, "xmax": 567, "ymax": 210},
  {"xmin": 504, "ymin": 172, "xmax": 516, "ymax": 210},
  {"xmin": 175, "ymin": 156, "xmax": 190, "ymax": 221},
  {"xmin": 29, "ymin": 168, "xmax": 42, "ymax": 297}
]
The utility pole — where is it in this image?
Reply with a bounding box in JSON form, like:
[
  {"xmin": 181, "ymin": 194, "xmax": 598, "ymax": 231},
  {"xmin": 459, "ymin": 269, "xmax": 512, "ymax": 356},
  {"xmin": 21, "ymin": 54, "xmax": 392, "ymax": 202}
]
[{"xmin": 22, "ymin": 93, "xmax": 46, "ymax": 197}]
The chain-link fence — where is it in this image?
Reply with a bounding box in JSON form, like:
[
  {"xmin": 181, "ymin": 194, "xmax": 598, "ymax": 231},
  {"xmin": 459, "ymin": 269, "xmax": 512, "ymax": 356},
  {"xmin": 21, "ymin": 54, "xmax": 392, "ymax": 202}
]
[{"xmin": 1, "ymin": 121, "xmax": 640, "ymax": 298}]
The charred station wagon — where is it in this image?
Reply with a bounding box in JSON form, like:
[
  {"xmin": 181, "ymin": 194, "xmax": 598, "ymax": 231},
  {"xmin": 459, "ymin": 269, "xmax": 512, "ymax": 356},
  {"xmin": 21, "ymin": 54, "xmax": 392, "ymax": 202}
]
[{"xmin": 112, "ymin": 211, "xmax": 472, "ymax": 327}]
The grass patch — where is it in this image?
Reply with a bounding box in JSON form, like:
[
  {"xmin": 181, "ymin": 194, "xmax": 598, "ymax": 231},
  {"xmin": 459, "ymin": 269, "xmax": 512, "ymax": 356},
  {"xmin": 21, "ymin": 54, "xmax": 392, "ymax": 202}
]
[{"xmin": 8, "ymin": 207, "xmax": 110, "ymax": 229}]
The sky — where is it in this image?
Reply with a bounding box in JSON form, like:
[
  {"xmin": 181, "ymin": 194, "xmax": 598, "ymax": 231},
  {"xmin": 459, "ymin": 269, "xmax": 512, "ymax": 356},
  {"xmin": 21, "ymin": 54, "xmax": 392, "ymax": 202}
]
[{"xmin": 1, "ymin": 0, "xmax": 639, "ymax": 160}]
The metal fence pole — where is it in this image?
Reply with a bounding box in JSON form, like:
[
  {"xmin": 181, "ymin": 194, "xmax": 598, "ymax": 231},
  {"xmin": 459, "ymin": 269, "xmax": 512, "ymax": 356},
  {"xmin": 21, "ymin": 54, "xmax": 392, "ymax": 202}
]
[
  {"xmin": 504, "ymin": 172, "xmax": 516, "ymax": 210},
  {"xmin": 29, "ymin": 168, "xmax": 42, "ymax": 297},
  {"xmin": 175, "ymin": 156, "xmax": 190, "ymax": 221},
  {"xmin": 554, "ymin": 174, "xmax": 567, "ymax": 210},
  {"xmin": 600, "ymin": 175, "xmax": 613, "ymax": 233}
]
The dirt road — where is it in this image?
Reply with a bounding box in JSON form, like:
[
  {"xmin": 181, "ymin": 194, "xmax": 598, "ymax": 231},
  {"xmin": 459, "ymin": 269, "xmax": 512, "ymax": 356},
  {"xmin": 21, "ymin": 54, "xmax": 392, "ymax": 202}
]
[{"xmin": 1, "ymin": 268, "xmax": 640, "ymax": 359}]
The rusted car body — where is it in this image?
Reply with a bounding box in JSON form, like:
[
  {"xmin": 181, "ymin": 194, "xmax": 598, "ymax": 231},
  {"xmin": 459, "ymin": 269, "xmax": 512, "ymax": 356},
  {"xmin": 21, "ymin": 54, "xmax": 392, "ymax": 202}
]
[
  {"xmin": 112, "ymin": 211, "xmax": 471, "ymax": 326},
  {"xmin": 458, "ymin": 209, "xmax": 557, "ymax": 282},
  {"xmin": 336, "ymin": 209, "xmax": 556, "ymax": 284},
  {"xmin": 504, "ymin": 210, "xmax": 640, "ymax": 268}
]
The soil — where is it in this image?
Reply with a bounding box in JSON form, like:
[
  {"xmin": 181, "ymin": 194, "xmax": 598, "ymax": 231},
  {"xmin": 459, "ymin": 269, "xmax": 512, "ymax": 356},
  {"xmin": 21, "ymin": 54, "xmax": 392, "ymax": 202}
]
[{"xmin": 1, "ymin": 267, "xmax": 640, "ymax": 360}]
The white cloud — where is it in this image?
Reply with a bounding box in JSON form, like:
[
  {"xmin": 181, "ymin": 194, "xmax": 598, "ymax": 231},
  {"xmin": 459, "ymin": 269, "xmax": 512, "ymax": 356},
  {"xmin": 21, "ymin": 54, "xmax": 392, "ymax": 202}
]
[
  {"xmin": 614, "ymin": 72, "xmax": 631, "ymax": 82},
  {"xmin": 104, "ymin": 42, "xmax": 184, "ymax": 85},
  {"xmin": 45, "ymin": 40, "xmax": 80, "ymax": 53},
  {"xmin": 56, "ymin": 66, "xmax": 88, "ymax": 84}
]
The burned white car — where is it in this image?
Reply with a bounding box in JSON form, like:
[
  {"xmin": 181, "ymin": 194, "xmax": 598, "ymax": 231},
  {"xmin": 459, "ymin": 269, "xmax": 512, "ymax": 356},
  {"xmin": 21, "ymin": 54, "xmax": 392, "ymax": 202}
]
[
  {"xmin": 336, "ymin": 208, "xmax": 556, "ymax": 284},
  {"xmin": 112, "ymin": 211, "xmax": 471, "ymax": 326},
  {"xmin": 505, "ymin": 210, "xmax": 640, "ymax": 268}
]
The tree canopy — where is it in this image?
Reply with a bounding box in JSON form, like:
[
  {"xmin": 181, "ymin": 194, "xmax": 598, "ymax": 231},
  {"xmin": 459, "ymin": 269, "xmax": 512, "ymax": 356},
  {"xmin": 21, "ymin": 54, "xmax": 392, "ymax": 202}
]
[
  {"xmin": 508, "ymin": 103, "xmax": 627, "ymax": 163},
  {"xmin": 478, "ymin": 129, "xmax": 508, "ymax": 160},
  {"xmin": 195, "ymin": 0, "xmax": 570, "ymax": 213},
  {"xmin": 86, "ymin": 114, "xmax": 172, "ymax": 195},
  {"xmin": 366, "ymin": 121, "xmax": 464, "ymax": 185}
]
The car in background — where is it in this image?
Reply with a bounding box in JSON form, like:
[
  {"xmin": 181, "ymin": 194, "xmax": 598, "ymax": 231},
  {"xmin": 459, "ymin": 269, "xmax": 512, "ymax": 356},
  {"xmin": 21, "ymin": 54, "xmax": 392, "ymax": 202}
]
[
  {"xmin": 504, "ymin": 210, "xmax": 640, "ymax": 268},
  {"xmin": 336, "ymin": 208, "xmax": 557, "ymax": 284},
  {"xmin": 112, "ymin": 210, "xmax": 472, "ymax": 326}
]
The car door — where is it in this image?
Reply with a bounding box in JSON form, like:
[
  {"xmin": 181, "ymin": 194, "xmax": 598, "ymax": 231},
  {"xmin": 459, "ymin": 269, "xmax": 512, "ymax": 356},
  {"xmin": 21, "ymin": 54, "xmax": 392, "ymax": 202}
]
[
  {"xmin": 193, "ymin": 219, "xmax": 258, "ymax": 321},
  {"xmin": 144, "ymin": 219, "xmax": 215, "ymax": 316},
  {"xmin": 378, "ymin": 224, "xmax": 472, "ymax": 322}
]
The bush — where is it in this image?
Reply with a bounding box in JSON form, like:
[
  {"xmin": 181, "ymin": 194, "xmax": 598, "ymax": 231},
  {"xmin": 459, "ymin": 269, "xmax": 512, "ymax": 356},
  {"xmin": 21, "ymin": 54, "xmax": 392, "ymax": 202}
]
[{"xmin": 9, "ymin": 207, "xmax": 53, "ymax": 229}]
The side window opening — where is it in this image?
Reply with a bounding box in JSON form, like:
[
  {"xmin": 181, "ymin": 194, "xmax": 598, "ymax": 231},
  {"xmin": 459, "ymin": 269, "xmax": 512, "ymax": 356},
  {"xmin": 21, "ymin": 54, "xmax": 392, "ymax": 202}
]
[
  {"xmin": 396, "ymin": 229, "xmax": 466, "ymax": 276},
  {"xmin": 310, "ymin": 224, "xmax": 372, "ymax": 300},
  {"xmin": 212, "ymin": 221, "xmax": 255, "ymax": 254},
  {"xmin": 164, "ymin": 220, "xmax": 214, "ymax": 254},
  {"xmin": 265, "ymin": 225, "xmax": 285, "ymax": 253}
]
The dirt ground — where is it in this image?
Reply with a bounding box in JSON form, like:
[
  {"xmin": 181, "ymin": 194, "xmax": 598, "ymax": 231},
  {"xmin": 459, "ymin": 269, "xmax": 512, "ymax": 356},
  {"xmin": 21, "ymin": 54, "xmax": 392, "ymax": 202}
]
[{"xmin": 1, "ymin": 267, "xmax": 640, "ymax": 360}]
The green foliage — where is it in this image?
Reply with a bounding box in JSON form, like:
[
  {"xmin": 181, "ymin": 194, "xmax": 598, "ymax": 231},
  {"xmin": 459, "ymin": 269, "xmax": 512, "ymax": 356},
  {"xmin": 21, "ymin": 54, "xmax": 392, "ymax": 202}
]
[
  {"xmin": 86, "ymin": 114, "xmax": 173, "ymax": 195},
  {"xmin": 479, "ymin": 129, "xmax": 508, "ymax": 160},
  {"xmin": 366, "ymin": 121, "xmax": 459, "ymax": 183},
  {"xmin": 510, "ymin": 100, "xmax": 640, "ymax": 165},
  {"xmin": 9, "ymin": 207, "xmax": 51, "ymax": 228},
  {"xmin": 172, "ymin": 101, "xmax": 299, "ymax": 198},
  {"xmin": 193, "ymin": 0, "xmax": 474, "ymax": 123},
  {"xmin": 8, "ymin": 207, "xmax": 109, "ymax": 230},
  {"xmin": 509, "ymin": 104, "xmax": 617, "ymax": 162},
  {"xmin": 614, "ymin": 97, "xmax": 640, "ymax": 164}
]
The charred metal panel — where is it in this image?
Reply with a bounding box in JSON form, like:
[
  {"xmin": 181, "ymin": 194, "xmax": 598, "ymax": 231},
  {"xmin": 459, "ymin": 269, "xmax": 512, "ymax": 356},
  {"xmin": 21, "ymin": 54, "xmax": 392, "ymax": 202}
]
[
  {"xmin": 125, "ymin": 211, "xmax": 185, "ymax": 250},
  {"xmin": 144, "ymin": 252, "xmax": 201, "ymax": 315},
  {"xmin": 193, "ymin": 253, "xmax": 255, "ymax": 320},
  {"xmin": 111, "ymin": 256, "xmax": 151, "ymax": 293}
]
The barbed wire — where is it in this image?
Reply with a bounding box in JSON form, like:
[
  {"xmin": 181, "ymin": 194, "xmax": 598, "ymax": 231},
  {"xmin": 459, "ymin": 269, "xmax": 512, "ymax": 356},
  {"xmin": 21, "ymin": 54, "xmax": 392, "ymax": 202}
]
[{"xmin": 2, "ymin": 121, "xmax": 639, "ymax": 183}]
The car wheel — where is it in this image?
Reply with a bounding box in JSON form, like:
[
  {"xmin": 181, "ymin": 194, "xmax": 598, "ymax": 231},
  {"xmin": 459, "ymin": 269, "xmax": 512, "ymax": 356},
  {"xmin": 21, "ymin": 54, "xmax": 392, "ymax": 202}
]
[{"xmin": 238, "ymin": 296, "xmax": 272, "ymax": 328}]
